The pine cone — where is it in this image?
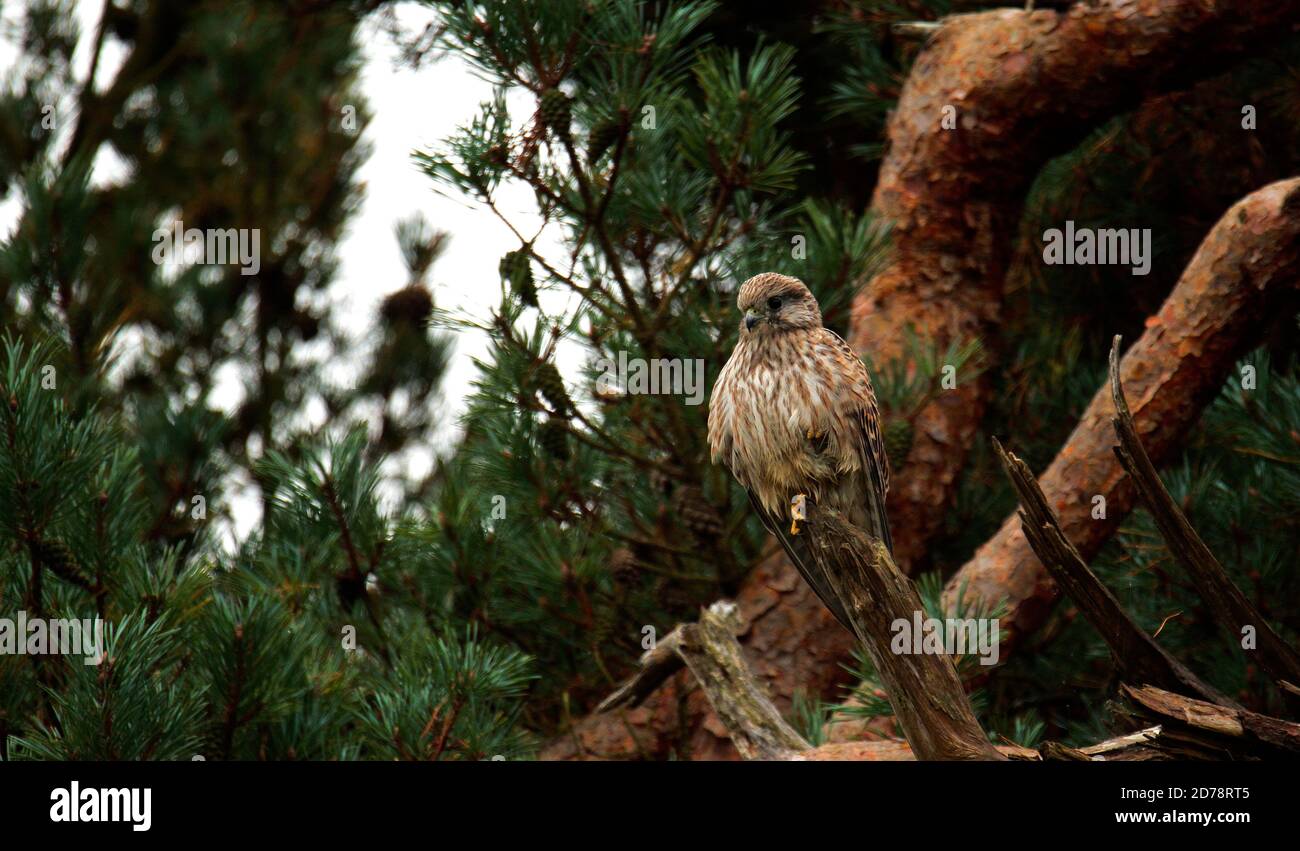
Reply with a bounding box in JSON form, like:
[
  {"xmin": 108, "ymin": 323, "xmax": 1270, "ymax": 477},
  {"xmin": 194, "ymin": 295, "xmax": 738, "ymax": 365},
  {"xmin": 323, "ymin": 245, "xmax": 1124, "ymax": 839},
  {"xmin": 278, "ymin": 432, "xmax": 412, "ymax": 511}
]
[
  {"xmin": 883, "ymin": 419, "xmax": 914, "ymax": 466},
  {"xmin": 515, "ymin": 262, "xmax": 537, "ymax": 307},
  {"xmin": 609, "ymin": 547, "xmax": 641, "ymax": 583},
  {"xmin": 538, "ymin": 89, "xmax": 571, "ymax": 139},
  {"xmin": 31, "ymin": 537, "xmax": 89, "ymax": 586},
  {"xmin": 533, "ymin": 362, "xmax": 571, "ymax": 416},
  {"xmin": 538, "ymin": 418, "xmax": 569, "ymax": 461},
  {"xmin": 379, "ymin": 285, "xmax": 434, "ymax": 327},
  {"xmin": 672, "ymin": 485, "xmax": 722, "ymax": 540},
  {"xmin": 586, "ymin": 118, "xmax": 620, "ymax": 162},
  {"xmin": 498, "ymin": 249, "xmax": 538, "ymax": 307}
]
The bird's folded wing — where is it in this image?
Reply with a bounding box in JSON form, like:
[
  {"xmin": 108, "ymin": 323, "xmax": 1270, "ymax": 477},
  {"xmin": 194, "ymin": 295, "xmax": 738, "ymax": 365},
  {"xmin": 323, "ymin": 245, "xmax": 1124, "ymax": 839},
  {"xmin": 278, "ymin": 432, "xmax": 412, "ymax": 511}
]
[
  {"xmin": 855, "ymin": 405, "xmax": 894, "ymax": 556},
  {"xmin": 824, "ymin": 327, "xmax": 894, "ymax": 556}
]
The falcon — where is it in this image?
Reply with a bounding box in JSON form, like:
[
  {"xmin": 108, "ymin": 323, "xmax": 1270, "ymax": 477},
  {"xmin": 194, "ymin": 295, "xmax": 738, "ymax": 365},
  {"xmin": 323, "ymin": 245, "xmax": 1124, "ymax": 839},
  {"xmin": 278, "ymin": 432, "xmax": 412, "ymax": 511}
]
[{"xmin": 708, "ymin": 272, "xmax": 892, "ymax": 633}]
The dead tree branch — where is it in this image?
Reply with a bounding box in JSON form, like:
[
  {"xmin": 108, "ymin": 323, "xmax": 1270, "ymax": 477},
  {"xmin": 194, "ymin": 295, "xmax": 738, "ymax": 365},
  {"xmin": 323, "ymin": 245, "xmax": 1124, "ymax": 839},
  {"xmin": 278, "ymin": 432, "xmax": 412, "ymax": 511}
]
[
  {"xmin": 1108, "ymin": 335, "xmax": 1300, "ymax": 694},
  {"xmin": 594, "ymin": 632, "xmax": 684, "ymax": 715},
  {"xmin": 1078, "ymin": 726, "xmax": 1163, "ymax": 759},
  {"xmin": 804, "ymin": 506, "xmax": 1005, "ymax": 761},
  {"xmin": 597, "ymin": 601, "xmax": 809, "ymax": 760},
  {"xmin": 542, "ymin": 549, "xmax": 854, "ymax": 760},
  {"xmin": 1120, "ymin": 685, "xmax": 1300, "ymax": 758},
  {"xmin": 991, "ymin": 437, "xmax": 1237, "ymax": 707},
  {"xmin": 671, "ymin": 602, "xmax": 811, "ymax": 760},
  {"xmin": 592, "ymin": 510, "xmax": 1007, "ymax": 761}
]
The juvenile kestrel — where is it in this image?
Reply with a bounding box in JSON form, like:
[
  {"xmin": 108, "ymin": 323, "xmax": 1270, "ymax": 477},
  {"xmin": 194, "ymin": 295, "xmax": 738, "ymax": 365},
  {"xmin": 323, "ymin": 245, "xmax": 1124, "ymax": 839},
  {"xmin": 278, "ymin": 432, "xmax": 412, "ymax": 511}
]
[{"xmin": 708, "ymin": 272, "xmax": 892, "ymax": 633}]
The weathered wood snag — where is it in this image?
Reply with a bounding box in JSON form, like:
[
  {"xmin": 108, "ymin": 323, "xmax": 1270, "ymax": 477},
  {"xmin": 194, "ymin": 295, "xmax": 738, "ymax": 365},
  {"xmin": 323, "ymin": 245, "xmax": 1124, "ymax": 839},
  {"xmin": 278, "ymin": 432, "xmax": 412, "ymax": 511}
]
[
  {"xmin": 661, "ymin": 601, "xmax": 812, "ymax": 760},
  {"xmin": 541, "ymin": 548, "xmax": 854, "ymax": 760},
  {"xmin": 991, "ymin": 436, "xmax": 1236, "ymax": 708},
  {"xmin": 1108, "ymin": 336, "xmax": 1300, "ymax": 694},
  {"xmin": 982, "ymin": 345, "xmax": 1300, "ymax": 760},
  {"xmin": 592, "ymin": 601, "xmax": 810, "ymax": 760},
  {"xmin": 595, "ymin": 508, "xmax": 1004, "ymax": 761},
  {"xmin": 803, "ymin": 506, "xmax": 1004, "ymax": 760}
]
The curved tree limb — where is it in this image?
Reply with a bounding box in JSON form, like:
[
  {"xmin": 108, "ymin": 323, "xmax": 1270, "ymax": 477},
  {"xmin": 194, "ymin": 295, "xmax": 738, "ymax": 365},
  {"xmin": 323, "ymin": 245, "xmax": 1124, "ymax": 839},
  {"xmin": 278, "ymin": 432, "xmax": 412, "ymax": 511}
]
[
  {"xmin": 850, "ymin": 0, "xmax": 1300, "ymax": 574},
  {"xmin": 947, "ymin": 177, "xmax": 1300, "ymax": 653}
]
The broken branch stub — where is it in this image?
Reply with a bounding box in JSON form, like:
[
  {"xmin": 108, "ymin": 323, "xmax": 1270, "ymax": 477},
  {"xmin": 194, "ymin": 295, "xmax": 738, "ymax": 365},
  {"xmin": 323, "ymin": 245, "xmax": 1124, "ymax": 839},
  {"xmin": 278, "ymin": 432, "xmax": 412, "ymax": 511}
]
[{"xmin": 804, "ymin": 506, "xmax": 1004, "ymax": 761}]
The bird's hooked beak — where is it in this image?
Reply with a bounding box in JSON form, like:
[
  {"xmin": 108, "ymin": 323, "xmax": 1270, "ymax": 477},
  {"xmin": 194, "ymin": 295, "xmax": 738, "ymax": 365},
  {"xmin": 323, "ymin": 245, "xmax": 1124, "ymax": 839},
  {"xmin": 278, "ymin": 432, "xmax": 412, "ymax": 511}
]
[{"xmin": 744, "ymin": 308, "xmax": 763, "ymax": 331}]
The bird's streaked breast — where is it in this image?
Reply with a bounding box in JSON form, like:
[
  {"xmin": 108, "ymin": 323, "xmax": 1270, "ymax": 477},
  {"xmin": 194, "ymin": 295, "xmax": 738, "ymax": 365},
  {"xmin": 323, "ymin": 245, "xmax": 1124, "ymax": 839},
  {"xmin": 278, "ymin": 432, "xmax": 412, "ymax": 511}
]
[{"xmin": 708, "ymin": 330, "xmax": 861, "ymax": 515}]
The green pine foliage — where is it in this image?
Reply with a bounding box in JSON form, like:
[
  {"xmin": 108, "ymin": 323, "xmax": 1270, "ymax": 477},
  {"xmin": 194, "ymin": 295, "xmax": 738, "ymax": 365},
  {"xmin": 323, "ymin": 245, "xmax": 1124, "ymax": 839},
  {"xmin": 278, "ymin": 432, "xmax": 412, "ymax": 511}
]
[
  {"xmin": 409, "ymin": 0, "xmax": 895, "ymax": 723},
  {"xmin": 0, "ymin": 0, "xmax": 513, "ymax": 762},
  {"xmin": 1, "ymin": 0, "xmax": 454, "ymax": 523},
  {"xmin": 0, "ymin": 337, "xmax": 534, "ymax": 760}
]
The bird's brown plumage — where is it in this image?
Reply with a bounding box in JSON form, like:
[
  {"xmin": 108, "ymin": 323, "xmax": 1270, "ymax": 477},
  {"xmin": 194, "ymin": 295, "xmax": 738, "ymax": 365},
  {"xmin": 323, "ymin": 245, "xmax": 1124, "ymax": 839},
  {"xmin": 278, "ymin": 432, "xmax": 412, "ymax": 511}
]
[{"xmin": 708, "ymin": 272, "xmax": 892, "ymax": 632}]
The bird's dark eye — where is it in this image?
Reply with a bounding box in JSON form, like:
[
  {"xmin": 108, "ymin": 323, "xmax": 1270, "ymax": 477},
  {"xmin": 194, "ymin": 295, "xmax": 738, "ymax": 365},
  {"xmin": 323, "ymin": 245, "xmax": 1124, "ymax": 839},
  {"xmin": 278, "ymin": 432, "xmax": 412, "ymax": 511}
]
[{"xmin": 766, "ymin": 296, "xmax": 782, "ymax": 310}]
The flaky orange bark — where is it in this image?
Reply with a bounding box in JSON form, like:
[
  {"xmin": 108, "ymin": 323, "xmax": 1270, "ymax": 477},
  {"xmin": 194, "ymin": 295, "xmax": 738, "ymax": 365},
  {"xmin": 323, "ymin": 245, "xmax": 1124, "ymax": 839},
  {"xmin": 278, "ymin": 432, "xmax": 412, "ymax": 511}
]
[{"xmin": 852, "ymin": 0, "xmax": 1300, "ymax": 572}]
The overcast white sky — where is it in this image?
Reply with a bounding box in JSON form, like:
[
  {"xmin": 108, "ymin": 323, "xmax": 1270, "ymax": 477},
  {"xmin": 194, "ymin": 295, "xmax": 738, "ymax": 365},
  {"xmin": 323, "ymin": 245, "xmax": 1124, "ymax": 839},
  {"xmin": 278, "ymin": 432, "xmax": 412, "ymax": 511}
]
[{"xmin": 0, "ymin": 1, "xmax": 563, "ymax": 542}]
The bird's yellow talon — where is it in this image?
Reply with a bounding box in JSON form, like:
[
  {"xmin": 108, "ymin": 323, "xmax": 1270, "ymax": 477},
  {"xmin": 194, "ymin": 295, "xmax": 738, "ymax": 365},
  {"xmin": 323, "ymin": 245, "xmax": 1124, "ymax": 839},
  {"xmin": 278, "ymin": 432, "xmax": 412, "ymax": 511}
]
[{"xmin": 790, "ymin": 493, "xmax": 807, "ymax": 535}]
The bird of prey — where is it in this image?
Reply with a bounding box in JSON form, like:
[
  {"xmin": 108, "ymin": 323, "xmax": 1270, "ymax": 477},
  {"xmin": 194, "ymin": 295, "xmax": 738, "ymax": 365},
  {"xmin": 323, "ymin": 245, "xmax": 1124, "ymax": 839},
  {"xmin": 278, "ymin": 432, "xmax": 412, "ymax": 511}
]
[{"xmin": 708, "ymin": 272, "xmax": 892, "ymax": 633}]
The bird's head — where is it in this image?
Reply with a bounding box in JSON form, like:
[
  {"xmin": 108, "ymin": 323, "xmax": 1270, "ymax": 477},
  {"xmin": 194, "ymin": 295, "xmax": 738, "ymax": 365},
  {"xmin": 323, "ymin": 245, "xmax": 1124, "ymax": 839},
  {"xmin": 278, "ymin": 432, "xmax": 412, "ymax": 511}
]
[{"xmin": 736, "ymin": 273, "xmax": 821, "ymax": 336}]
